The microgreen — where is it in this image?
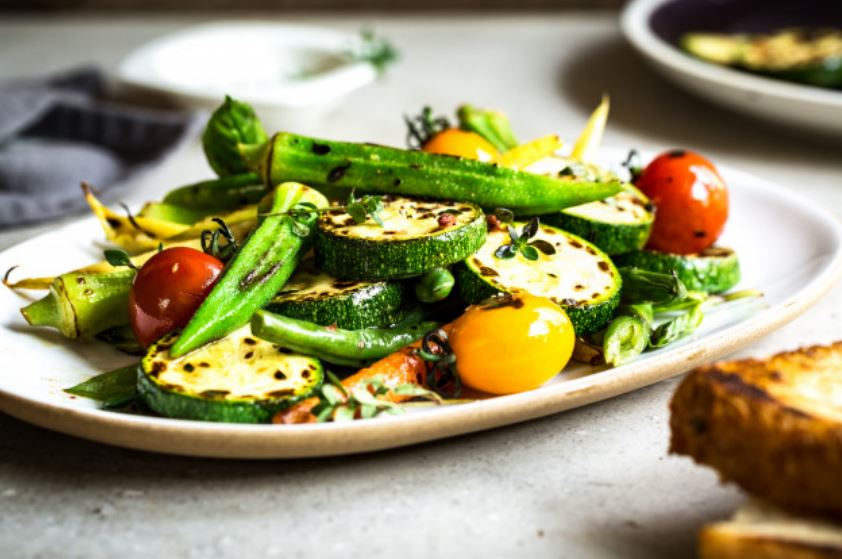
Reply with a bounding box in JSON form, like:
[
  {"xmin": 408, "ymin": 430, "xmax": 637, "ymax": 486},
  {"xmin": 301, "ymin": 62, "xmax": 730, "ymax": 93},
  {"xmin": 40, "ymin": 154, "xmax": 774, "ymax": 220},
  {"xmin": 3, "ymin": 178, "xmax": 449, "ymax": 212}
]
[
  {"xmin": 404, "ymin": 106, "xmax": 451, "ymax": 149},
  {"xmin": 310, "ymin": 371, "xmax": 443, "ymax": 423},
  {"xmin": 104, "ymin": 248, "xmax": 138, "ymax": 271},
  {"xmin": 200, "ymin": 217, "xmax": 239, "ymax": 261},
  {"xmin": 347, "ymin": 29, "xmax": 398, "ymax": 76},
  {"xmin": 494, "ymin": 217, "xmax": 556, "ymax": 261},
  {"xmin": 346, "ymin": 191, "xmax": 385, "ymax": 227},
  {"xmin": 622, "ymin": 149, "xmax": 643, "ymax": 183}
]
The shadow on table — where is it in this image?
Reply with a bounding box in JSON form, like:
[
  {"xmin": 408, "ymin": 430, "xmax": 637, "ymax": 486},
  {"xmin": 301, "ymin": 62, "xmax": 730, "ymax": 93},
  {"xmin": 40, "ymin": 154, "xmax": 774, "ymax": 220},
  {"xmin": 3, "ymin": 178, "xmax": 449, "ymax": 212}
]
[{"xmin": 557, "ymin": 37, "xmax": 840, "ymax": 162}]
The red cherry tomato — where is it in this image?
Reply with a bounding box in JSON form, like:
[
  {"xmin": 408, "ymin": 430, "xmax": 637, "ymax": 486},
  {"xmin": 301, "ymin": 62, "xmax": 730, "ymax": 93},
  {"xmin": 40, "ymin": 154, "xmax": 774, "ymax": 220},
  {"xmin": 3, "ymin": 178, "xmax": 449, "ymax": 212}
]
[
  {"xmin": 128, "ymin": 248, "xmax": 224, "ymax": 347},
  {"xmin": 636, "ymin": 150, "xmax": 729, "ymax": 255}
]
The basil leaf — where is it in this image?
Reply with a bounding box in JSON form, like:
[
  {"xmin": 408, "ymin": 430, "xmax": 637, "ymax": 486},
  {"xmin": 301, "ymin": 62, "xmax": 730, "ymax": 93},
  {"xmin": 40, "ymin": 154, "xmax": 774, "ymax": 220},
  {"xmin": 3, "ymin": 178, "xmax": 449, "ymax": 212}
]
[
  {"xmin": 202, "ymin": 96, "xmax": 268, "ymax": 177},
  {"xmin": 520, "ymin": 245, "xmax": 539, "ymax": 261},
  {"xmin": 529, "ymin": 239, "xmax": 556, "ymax": 256},
  {"xmin": 65, "ymin": 365, "xmax": 138, "ymax": 404}
]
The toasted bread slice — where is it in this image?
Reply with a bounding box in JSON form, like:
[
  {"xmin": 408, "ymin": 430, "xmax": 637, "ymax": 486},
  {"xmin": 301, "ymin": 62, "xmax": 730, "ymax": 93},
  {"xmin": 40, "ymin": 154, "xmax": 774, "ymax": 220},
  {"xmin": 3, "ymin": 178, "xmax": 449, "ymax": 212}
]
[
  {"xmin": 670, "ymin": 342, "xmax": 842, "ymax": 517},
  {"xmin": 700, "ymin": 500, "xmax": 842, "ymax": 559}
]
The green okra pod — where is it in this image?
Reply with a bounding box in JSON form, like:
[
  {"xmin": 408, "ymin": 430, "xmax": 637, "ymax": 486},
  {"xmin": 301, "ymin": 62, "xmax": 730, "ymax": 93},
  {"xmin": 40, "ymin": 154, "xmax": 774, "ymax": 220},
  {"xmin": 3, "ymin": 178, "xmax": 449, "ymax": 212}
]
[
  {"xmin": 245, "ymin": 132, "xmax": 622, "ymax": 216},
  {"xmin": 170, "ymin": 183, "xmax": 328, "ymax": 357},
  {"xmin": 21, "ymin": 269, "xmax": 135, "ymax": 339},
  {"xmin": 251, "ymin": 310, "xmax": 439, "ymax": 367},
  {"xmin": 162, "ymin": 172, "xmax": 267, "ymax": 211}
]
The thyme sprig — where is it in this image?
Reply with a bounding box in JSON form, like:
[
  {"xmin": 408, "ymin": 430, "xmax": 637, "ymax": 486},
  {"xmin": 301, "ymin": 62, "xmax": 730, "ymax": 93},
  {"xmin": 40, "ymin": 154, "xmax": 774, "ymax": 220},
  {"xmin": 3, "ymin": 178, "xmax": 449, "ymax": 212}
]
[
  {"xmin": 311, "ymin": 372, "xmax": 443, "ymax": 423},
  {"xmin": 416, "ymin": 328, "xmax": 462, "ymax": 398},
  {"xmin": 622, "ymin": 149, "xmax": 643, "ymax": 183},
  {"xmin": 346, "ymin": 190, "xmax": 385, "ymax": 226},
  {"xmin": 494, "ymin": 217, "xmax": 556, "ymax": 261},
  {"xmin": 200, "ymin": 217, "xmax": 239, "ymax": 261},
  {"xmin": 404, "ymin": 106, "xmax": 450, "ymax": 149}
]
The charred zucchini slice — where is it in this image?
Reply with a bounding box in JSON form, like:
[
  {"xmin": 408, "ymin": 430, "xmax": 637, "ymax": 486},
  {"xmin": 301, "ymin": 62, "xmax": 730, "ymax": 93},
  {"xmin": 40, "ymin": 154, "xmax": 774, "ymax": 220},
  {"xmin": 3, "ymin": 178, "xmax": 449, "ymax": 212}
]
[
  {"xmin": 682, "ymin": 29, "xmax": 842, "ymax": 89},
  {"xmin": 526, "ymin": 157, "xmax": 653, "ymax": 255},
  {"xmin": 615, "ymin": 246, "xmax": 740, "ymax": 293},
  {"xmin": 139, "ymin": 326, "xmax": 323, "ymax": 423},
  {"xmin": 264, "ymin": 260, "xmax": 410, "ymax": 330},
  {"xmin": 315, "ymin": 195, "xmax": 486, "ymax": 280},
  {"xmin": 456, "ymin": 221, "xmax": 622, "ymax": 335}
]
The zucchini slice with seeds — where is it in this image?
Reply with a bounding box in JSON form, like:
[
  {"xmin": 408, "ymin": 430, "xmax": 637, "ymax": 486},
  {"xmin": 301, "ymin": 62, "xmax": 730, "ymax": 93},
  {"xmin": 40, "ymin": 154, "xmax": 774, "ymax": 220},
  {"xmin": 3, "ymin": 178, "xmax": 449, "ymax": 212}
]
[
  {"xmin": 315, "ymin": 195, "xmax": 486, "ymax": 280},
  {"xmin": 139, "ymin": 326, "xmax": 323, "ymax": 423},
  {"xmin": 615, "ymin": 247, "xmax": 740, "ymax": 293},
  {"xmin": 526, "ymin": 156, "xmax": 654, "ymax": 255},
  {"xmin": 264, "ymin": 260, "xmax": 410, "ymax": 329},
  {"xmin": 456, "ymin": 222, "xmax": 622, "ymax": 335}
]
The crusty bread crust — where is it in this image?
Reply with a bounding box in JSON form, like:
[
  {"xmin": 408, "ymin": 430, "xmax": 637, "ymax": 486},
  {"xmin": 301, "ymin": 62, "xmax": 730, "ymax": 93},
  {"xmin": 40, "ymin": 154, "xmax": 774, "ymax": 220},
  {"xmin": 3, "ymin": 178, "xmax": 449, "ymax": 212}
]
[
  {"xmin": 700, "ymin": 525, "xmax": 842, "ymax": 559},
  {"xmin": 670, "ymin": 342, "xmax": 842, "ymax": 518}
]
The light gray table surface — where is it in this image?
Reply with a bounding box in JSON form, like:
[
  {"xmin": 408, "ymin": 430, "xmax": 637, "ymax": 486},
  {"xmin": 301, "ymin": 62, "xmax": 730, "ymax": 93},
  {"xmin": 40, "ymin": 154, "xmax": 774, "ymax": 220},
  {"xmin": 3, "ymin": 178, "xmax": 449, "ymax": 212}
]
[{"xmin": 1, "ymin": 13, "xmax": 841, "ymax": 559}]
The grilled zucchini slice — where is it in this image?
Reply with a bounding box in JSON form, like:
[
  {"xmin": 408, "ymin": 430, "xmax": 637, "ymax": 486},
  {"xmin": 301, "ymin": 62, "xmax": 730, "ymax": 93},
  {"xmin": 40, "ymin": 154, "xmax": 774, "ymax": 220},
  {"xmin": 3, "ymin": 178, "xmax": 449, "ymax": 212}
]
[
  {"xmin": 264, "ymin": 260, "xmax": 410, "ymax": 330},
  {"xmin": 315, "ymin": 195, "xmax": 486, "ymax": 280},
  {"xmin": 615, "ymin": 246, "xmax": 740, "ymax": 294},
  {"xmin": 456, "ymin": 221, "xmax": 621, "ymax": 335},
  {"xmin": 139, "ymin": 326, "xmax": 323, "ymax": 423},
  {"xmin": 526, "ymin": 156, "xmax": 654, "ymax": 255},
  {"xmin": 681, "ymin": 29, "xmax": 842, "ymax": 89}
]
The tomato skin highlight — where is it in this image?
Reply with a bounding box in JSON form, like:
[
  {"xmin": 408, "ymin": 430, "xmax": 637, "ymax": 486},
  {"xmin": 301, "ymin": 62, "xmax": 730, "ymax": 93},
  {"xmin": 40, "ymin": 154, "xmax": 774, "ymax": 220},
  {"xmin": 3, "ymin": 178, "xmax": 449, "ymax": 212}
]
[
  {"xmin": 422, "ymin": 129, "xmax": 500, "ymax": 162},
  {"xmin": 128, "ymin": 248, "xmax": 224, "ymax": 347},
  {"xmin": 449, "ymin": 293, "xmax": 575, "ymax": 395},
  {"xmin": 636, "ymin": 150, "xmax": 729, "ymax": 255}
]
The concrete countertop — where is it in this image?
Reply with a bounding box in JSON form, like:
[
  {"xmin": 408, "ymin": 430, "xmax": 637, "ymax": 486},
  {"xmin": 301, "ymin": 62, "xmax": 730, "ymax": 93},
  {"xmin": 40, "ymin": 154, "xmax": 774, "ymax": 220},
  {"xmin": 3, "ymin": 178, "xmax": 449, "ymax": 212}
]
[{"xmin": 1, "ymin": 13, "xmax": 840, "ymax": 559}]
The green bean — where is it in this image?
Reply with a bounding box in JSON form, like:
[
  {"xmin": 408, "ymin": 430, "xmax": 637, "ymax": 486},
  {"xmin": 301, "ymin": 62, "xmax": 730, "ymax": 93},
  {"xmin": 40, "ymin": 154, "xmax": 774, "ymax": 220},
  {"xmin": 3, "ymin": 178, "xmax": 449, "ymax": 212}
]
[
  {"xmin": 603, "ymin": 315, "xmax": 650, "ymax": 366},
  {"xmin": 163, "ymin": 173, "xmax": 267, "ymax": 210},
  {"xmin": 620, "ymin": 267, "xmax": 687, "ymax": 305},
  {"xmin": 251, "ymin": 310, "xmax": 439, "ymax": 367},
  {"xmin": 415, "ymin": 268, "xmax": 455, "ymax": 303},
  {"xmin": 650, "ymin": 303, "xmax": 703, "ymax": 348}
]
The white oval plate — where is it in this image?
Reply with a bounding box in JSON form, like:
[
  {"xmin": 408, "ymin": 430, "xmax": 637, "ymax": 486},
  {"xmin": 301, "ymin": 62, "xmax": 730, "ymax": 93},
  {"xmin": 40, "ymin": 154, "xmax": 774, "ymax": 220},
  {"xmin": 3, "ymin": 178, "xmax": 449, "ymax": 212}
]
[
  {"xmin": 621, "ymin": 0, "xmax": 842, "ymax": 137},
  {"xmin": 117, "ymin": 22, "xmax": 378, "ymax": 130},
  {"xmin": 1, "ymin": 149, "xmax": 840, "ymax": 458}
]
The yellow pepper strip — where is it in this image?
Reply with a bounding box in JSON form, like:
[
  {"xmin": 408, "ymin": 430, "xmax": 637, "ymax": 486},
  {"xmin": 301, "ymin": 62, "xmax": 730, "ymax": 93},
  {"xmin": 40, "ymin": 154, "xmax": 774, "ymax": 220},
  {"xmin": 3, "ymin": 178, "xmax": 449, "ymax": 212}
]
[
  {"xmin": 83, "ymin": 183, "xmax": 190, "ymax": 253},
  {"xmin": 83, "ymin": 183, "xmax": 258, "ymax": 254},
  {"xmin": 496, "ymin": 134, "xmax": 564, "ymax": 170},
  {"xmin": 571, "ymin": 95, "xmax": 610, "ymax": 163}
]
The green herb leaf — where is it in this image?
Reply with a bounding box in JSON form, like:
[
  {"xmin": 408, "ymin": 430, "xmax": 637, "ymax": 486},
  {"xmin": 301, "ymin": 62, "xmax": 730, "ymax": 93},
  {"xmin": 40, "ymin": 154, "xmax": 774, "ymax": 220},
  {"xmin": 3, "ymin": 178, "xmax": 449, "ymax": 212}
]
[
  {"xmin": 103, "ymin": 249, "xmax": 138, "ymax": 271},
  {"xmin": 202, "ymin": 96, "xmax": 268, "ymax": 177},
  {"xmin": 493, "ymin": 208, "xmax": 515, "ymax": 223},
  {"xmin": 348, "ymin": 29, "xmax": 398, "ymax": 76},
  {"xmin": 65, "ymin": 365, "xmax": 138, "ymax": 404},
  {"xmin": 521, "ymin": 245, "xmax": 539, "ymax": 261},
  {"xmin": 346, "ymin": 191, "xmax": 385, "ymax": 226},
  {"xmin": 404, "ymin": 106, "xmax": 450, "ymax": 149}
]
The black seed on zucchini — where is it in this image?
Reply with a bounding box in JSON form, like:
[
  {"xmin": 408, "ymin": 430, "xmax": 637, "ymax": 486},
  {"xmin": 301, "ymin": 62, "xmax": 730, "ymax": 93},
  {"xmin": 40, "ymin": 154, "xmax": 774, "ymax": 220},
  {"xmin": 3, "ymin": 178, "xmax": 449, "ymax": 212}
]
[
  {"xmin": 615, "ymin": 247, "xmax": 740, "ymax": 294},
  {"xmin": 138, "ymin": 326, "xmax": 323, "ymax": 423},
  {"xmin": 315, "ymin": 195, "xmax": 487, "ymax": 280},
  {"xmin": 264, "ymin": 261, "xmax": 411, "ymax": 330},
  {"xmin": 456, "ymin": 221, "xmax": 622, "ymax": 335}
]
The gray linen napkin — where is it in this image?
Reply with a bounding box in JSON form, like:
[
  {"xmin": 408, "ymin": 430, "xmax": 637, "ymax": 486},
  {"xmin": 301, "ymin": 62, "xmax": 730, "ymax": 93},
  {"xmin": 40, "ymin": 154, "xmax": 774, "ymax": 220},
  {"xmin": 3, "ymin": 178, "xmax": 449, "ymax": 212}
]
[{"xmin": 0, "ymin": 67, "xmax": 198, "ymax": 227}]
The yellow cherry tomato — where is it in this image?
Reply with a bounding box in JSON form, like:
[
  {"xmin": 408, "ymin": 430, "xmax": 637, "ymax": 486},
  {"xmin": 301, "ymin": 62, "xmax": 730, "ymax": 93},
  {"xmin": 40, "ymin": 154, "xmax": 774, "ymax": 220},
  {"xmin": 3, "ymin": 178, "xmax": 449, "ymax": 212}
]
[
  {"xmin": 422, "ymin": 129, "xmax": 499, "ymax": 162},
  {"xmin": 448, "ymin": 292, "xmax": 575, "ymax": 395}
]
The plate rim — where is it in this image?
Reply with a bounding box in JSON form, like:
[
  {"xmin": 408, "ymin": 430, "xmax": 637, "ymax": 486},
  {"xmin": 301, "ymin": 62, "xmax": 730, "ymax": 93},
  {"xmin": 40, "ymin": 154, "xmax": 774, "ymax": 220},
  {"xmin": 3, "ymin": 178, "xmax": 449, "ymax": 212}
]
[
  {"xmin": 621, "ymin": 0, "xmax": 842, "ymax": 109},
  {"xmin": 1, "ymin": 158, "xmax": 841, "ymax": 458}
]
